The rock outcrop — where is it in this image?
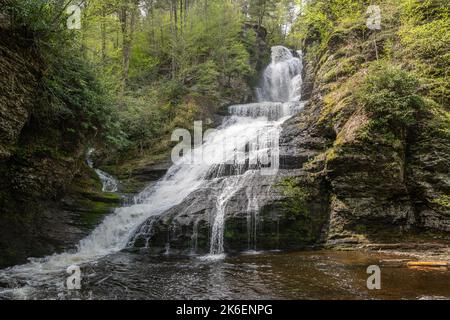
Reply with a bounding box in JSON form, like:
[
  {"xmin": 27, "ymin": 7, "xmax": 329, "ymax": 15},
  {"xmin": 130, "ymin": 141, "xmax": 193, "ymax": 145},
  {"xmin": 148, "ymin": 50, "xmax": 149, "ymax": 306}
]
[
  {"xmin": 128, "ymin": 163, "xmax": 329, "ymax": 255},
  {"xmin": 290, "ymin": 23, "xmax": 450, "ymax": 244}
]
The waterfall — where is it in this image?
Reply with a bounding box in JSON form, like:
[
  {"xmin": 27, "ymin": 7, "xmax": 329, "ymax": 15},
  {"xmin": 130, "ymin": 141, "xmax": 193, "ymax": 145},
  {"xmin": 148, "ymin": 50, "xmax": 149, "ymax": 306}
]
[
  {"xmin": 206, "ymin": 46, "xmax": 303, "ymax": 256},
  {"xmin": 256, "ymin": 46, "xmax": 303, "ymax": 103},
  {"xmin": 0, "ymin": 46, "xmax": 303, "ymax": 297},
  {"xmin": 94, "ymin": 170, "xmax": 118, "ymax": 193},
  {"xmin": 191, "ymin": 218, "xmax": 200, "ymax": 254},
  {"xmin": 246, "ymin": 184, "xmax": 260, "ymax": 251},
  {"xmin": 86, "ymin": 149, "xmax": 119, "ymax": 193},
  {"xmin": 210, "ymin": 178, "xmax": 239, "ymax": 255}
]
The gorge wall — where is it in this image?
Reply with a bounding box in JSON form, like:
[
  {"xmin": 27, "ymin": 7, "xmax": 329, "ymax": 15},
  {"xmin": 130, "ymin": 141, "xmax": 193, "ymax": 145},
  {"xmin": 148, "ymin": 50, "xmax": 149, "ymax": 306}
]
[{"xmin": 283, "ymin": 4, "xmax": 450, "ymax": 245}]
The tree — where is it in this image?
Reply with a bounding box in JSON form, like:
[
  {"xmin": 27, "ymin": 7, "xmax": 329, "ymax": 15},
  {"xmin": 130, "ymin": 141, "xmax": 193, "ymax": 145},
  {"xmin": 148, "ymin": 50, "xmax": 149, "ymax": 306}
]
[{"xmin": 118, "ymin": 0, "xmax": 139, "ymax": 94}]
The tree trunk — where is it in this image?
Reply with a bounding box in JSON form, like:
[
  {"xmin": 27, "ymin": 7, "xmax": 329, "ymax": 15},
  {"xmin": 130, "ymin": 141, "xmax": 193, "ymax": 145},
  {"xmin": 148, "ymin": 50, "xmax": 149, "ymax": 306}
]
[
  {"xmin": 171, "ymin": 0, "xmax": 178, "ymax": 79},
  {"xmin": 101, "ymin": 7, "xmax": 107, "ymax": 64},
  {"xmin": 180, "ymin": 0, "xmax": 183, "ymax": 35},
  {"xmin": 119, "ymin": 0, "xmax": 138, "ymax": 95}
]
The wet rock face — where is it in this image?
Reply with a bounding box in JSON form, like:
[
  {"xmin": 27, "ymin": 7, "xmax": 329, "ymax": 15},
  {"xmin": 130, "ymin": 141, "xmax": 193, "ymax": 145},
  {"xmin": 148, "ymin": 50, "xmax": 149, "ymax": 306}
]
[
  {"xmin": 279, "ymin": 99, "xmax": 334, "ymax": 170},
  {"xmin": 325, "ymin": 139, "xmax": 415, "ymax": 237},
  {"xmin": 128, "ymin": 174, "xmax": 285, "ymax": 254},
  {"xmin": 0, "ymin": 162, "xmax": 122, "ymax": 268},
  {"xmin": 129, "ymin": 173, "xmax": 329, "ymax": 254},
  {"xmin": 405, "ymin": 124, "xmax": 450, "ymax": 232}
]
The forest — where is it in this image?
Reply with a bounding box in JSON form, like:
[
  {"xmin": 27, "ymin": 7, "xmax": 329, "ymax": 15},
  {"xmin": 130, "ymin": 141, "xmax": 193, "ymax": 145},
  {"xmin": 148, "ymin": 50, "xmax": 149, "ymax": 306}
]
[
  {"xmin": 0, "ymin": 0, "xmax": 449, "ymax": 300},
  {"xmin": 3, "ymin": 0, "xmax": 299, "ymax": 163},
  {"xmin": 2, "ymin": 0, "xmax": 446, "ymax": 164}
]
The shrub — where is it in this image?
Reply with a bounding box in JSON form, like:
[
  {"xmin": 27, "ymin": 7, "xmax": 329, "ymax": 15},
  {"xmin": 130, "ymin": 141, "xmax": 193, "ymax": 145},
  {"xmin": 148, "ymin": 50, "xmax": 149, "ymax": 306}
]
[
  {"xmin": 356, "ymin": 62, "xmax": 424, "ymax": 129},
  {"xmin": 399, "ymin": 0, "xmax": 449, "ymax": 106}
]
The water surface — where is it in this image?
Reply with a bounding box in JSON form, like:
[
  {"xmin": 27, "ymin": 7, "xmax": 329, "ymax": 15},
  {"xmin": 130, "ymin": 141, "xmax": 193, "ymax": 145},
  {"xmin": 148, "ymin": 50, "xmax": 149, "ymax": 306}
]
[{"xmin": 13, "ymin": 250, "xmax": 448, "ymax": 300}]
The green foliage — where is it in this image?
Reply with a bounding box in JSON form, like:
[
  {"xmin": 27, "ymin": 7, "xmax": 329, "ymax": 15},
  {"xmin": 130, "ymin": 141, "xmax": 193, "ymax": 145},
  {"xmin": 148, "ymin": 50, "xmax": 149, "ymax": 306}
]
[
  {"xmin": 191, "ymin": 60, "xmax": 221, "ymax": 96},
  {"xmin": 356, "ymin": 62, "xmax": 424, "ymax": 129},
  {"xmin": 430, "ymin": 195, "xmax": 450, "ymax": 209},
  {"xmin": 277, "ymin": 178, "xmax": 311, "ymax": 219},
  {"xmin": 289, "ymin": 0, "xmax": 367, "ymax": 49},
  {"xmin": 401, "ymin": 0, "xmax": 449, "ymax": 22},
  {"xmin": 4, "ymin": 0, "xmax": 64, "ymax": 33},
  {"xmin": 40, "ymin": 49, "xmax": 116, "ymax": 139},
  {"xmin": 118, "ymin": 92, "xmax": 162, "ymax": 153},
  {"xmin": 399, "ymin": 0, "xmax": 449, "ymax": 106},
  {"xmin": 128, "ymin": 32, "xmax": 160, "ymax": 82},
  {"xmin": 292, "ymin": 1, "xmax": 333, "ymax": 45},
  {"xmin": 3, "ymin": 0, "xmax": 123, "ymax": 150},
  {"xmin": 165, "ymin": 1, "xmax": 255, "ymax": 97}
]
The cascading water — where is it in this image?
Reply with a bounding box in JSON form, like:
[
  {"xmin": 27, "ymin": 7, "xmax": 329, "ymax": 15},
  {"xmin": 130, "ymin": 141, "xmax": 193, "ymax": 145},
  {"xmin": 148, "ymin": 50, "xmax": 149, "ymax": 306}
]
[
  {"xmin": 0, "ymin": 46, "xmax": 303, "ymax": 298},
  {"xmin": 206, "ymin": 46, "xmax": 303, "ymax": 255},
  {"xmin": 86, "ymin": 149, "xmax": 119, "ymax": 193},
  {"xmin": 256, "ymin": 46, "xmax": 302, "ymax": 103},
  {"xmin": 95, "ymin": 170, "xmax": 119, "ymax": 193},
  {"xmin": 209, "ymin": 177, "xmax": 242, "ymax": 256}
]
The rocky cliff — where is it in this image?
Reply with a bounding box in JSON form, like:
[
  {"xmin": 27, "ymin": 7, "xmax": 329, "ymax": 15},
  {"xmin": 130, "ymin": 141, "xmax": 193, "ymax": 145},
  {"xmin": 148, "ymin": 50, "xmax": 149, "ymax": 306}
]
[{"xmin": 282, "ymin": 2, "xmax": 450, "ymax": 245}]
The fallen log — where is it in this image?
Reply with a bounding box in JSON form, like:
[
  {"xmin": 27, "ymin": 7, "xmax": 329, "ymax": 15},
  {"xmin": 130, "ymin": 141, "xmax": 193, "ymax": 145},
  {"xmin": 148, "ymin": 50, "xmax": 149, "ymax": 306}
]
[{"xmin": 407, "ymin": 261, "xmax": 448, "ymax": 268}]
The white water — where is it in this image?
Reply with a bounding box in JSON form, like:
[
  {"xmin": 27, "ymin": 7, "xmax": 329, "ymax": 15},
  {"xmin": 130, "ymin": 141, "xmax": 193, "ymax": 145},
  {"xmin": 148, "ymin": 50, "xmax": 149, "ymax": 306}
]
[
  {"xmin": 210, "ymin": 178, "xmax": 240, "ymax": 255},
  {"xmin": 0, "ymin": 46, "xmax": 303, "ymax": 298},
  {"xmin": 86, "ymin": 149, "xmax": 119, "ymax": 193},
  {"xmin": 203, "ymin": 46, "xmax": 303, "ymax": 258},
  {"xmin": 95, "ymin": 170, "xmax": 118, "ymax": 193},
  {"xmin": 256, "ymin": 46, "xmax": 302, "ymax": 102}
]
